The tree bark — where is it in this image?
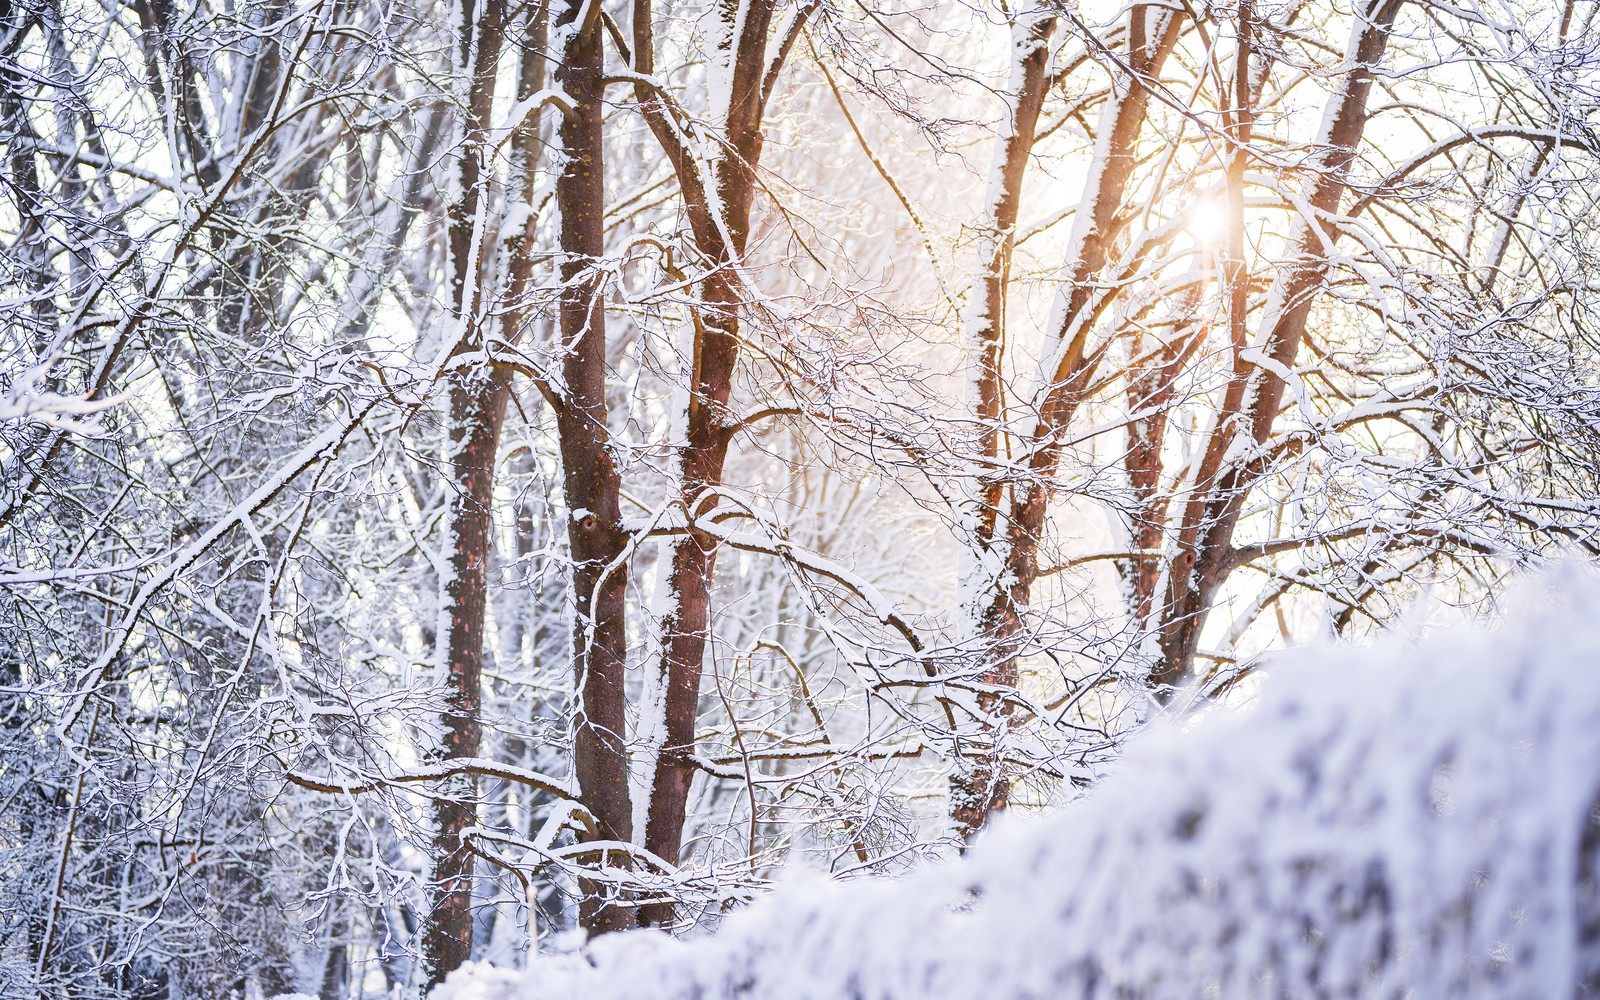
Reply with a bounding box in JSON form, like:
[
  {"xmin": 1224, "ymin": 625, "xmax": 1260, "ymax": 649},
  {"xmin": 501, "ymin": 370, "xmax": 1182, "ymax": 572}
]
[
  {"xmin": 552, "ymin": 0, "xmax": 636, "ymax": 936},
  {"xmin": 633, "ymin": 0, "xmax": 792, "ymax": 928},
  {"xmin": 1154, "ymin": 0, "xmax": 1402, "ymax": 690},
  {"xmin": 423, "ymin": 0, "xmax": 508, "ymax": 985},
  {"xmin": 957, "ymin": 5, "xmax": 1184, "ymax": 839},
  {"xmin": 951, "ymin": 11, "xmax": 1058, "ymax": 844}
]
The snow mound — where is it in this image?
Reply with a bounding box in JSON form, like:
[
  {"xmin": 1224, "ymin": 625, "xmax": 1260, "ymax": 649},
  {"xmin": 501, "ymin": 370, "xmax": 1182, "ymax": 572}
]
[{"xmin": 438, "ymin": 570, "xmax": 1600, "ymax": 999}]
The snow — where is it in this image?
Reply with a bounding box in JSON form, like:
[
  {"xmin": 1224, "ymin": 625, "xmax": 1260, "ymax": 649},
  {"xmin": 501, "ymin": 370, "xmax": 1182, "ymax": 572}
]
[{"xmin": 436, "ymin": 566, "xmax": 1600, "ymax": 999}]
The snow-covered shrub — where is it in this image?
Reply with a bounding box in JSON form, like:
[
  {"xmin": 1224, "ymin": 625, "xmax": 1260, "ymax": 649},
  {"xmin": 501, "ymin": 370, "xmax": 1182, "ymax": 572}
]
[{"xmin": 437, "ymin": 571, "xmax": 1600, "ymax": 999}]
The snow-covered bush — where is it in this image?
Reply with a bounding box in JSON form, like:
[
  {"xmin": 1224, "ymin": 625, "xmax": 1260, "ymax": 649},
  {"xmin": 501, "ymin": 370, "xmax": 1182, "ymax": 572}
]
[{"xmin": 436, "ymin": 570, "xmax": 1600, "ymax": 999}]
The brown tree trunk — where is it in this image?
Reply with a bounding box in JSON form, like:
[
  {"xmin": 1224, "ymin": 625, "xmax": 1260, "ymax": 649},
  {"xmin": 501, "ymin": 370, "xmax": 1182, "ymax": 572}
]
[
  {"xmin": 956, "ymin": 5, "xmax": 1184, "ymax": 840},
  {"xmin": 425, "ymin": 369, "xmax": 510, "ymax": 984},
  {"xmin": 423, "ymin": 0, "xmax": 508, "ymax": 985},
  {"xmin": 1154, "ymin": 0, "xmax": 1402, "ymax": 690},
  {"xmin": 552, "ymin": 0, "xmax": 635, "ymax": 936},
  {"xmin": 951, "ymin": 11, "xmax": 1058, "ymax": 844},
  {"xmin": 1120, "ymin": 5, "xmax": 1253, "ymax": 655},
  {"xmin": 477, "ymin": 0, "xmax": 551, "ymax": 955},
  {"xmin": 639, "ymin": 280, "xmax": 741, "ymax": 926},
  {"xmin": 632, "ymin": 0, "xmax": 791, "ymax": 928},
  {"xmin": 1121, "ymin": 342, "xmax": 1182, "ymax": 625}
]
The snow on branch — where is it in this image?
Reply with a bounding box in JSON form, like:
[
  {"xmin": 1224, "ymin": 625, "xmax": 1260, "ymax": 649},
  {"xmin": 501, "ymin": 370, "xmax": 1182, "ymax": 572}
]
[
  {"xmin": 286, "ymin": 757, "xmax": 575, "ymax": 800},
  {"xmin": 626, "ymin": 505, "xmax": 926, "ymax": 653},
  {"xmin": 439, "ymin": 567, "xmax": 1600, "ymax": 999}
]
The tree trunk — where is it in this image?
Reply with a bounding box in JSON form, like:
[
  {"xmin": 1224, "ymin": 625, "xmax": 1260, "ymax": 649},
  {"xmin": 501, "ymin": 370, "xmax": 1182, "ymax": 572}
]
[
  {"xmin": 951, "ymin": 11, "xmax": 1058, "ymax": 844},
  {"xmin": 956, "ymin": 5, "xmax": 1184, "ymax": 839},
  {"xmin": 639, "ymin": 280, "xmax": 741, "ymax": 925},
  {"xmin": 552, "ymin": 0, "xmax": 635, "ymax": 936},
  {"xmin": 1154, "ymin": 0, "xmax": 1402, "ymax": 690},
  {"xmin": 423, "ymin": 0, "xmax": 508, "ymax": 985},
  {"xmin": 634, "ymin": 0, "xmax": 788, "ymax": 928}
]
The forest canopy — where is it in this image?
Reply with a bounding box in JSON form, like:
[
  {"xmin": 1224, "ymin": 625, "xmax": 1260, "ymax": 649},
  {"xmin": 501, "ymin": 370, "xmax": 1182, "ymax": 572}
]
[{"xmin": 2, "ymin": 0, "xmax": 1598, "ymax": 996}]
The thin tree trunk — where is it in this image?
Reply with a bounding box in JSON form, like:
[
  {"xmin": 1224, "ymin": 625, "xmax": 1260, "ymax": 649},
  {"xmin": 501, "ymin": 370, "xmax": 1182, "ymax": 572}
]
[
  {"xmin": 1121, "ymin": 339, "xmax": 1182, "ymax": 626},
  {"xmin": 957, "ymin": 5, "xmax": 1184, "ymax": 839},
  {"xmin": 551, "ymin": 0, "xmax": 635, "ymax": 936},
  {"xmin": 633, "ymin": 0, "xmax": 794, "ymax": 928},
  {"xmin": 1154, "ymin": 0, "xmax": 1402, "ymax": 689},
  {"xmin": 951, "ymin": 11, "xmax": 1058, "ymax": 844},
  {"xmin": 423, "ymin": 0, "xmax": 508, "ymax": 984},
  {"xmin": 639, "ymin": 279, "xmax": 742, "ymax": 922},
  {"xmin": 480, "ymin": 2, "xmax": 552, "ymax": 955}
]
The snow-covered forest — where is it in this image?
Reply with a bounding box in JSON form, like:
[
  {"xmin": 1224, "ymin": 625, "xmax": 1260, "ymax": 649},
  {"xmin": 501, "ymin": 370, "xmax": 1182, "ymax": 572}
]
[
  {"xmin": 2, "ymin": 0, "xmax": 1597, "ymax": 996},
  {"xmin": 435, "ymin": 570, "xmax": 1600, "ymax": 999}
]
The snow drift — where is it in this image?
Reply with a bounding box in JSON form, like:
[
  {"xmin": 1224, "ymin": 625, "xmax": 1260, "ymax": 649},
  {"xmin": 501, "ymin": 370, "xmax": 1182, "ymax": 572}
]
[{"xmin": 437, "ymin": 571, "xmax": 1600, "ymax": 999}]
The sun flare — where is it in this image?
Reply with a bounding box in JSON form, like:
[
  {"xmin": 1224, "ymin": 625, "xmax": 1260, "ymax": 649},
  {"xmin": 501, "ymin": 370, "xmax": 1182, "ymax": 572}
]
[{"xmin": 1186, "ymin": 198, "xmax": 1229, "ymax": 245}]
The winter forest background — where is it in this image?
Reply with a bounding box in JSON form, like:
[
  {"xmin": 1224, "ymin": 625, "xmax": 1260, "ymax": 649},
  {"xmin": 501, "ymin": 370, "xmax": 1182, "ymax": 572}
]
[{"xmin": 3, "ymin": 0, "xmax": 1599, "ymax": 996}]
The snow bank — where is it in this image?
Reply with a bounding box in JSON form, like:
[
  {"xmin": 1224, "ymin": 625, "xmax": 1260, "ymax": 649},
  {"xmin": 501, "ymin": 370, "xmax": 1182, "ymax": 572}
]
[{"xmin": 438, "ymin": 570, "xmax": 1600, "ymax": 999}]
